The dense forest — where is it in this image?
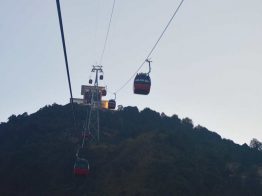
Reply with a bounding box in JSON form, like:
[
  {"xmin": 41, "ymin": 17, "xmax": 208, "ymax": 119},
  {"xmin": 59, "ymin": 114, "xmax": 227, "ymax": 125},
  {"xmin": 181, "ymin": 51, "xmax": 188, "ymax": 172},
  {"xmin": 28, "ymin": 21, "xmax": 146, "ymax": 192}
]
[{"xmin": 0, "ymin": 103, "xmax": 262, "ymax": 195}]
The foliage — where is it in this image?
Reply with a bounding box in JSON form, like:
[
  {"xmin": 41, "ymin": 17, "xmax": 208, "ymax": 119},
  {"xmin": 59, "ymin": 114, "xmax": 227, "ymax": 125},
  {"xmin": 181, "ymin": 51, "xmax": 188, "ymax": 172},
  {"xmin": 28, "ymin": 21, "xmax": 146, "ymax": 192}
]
[
  {"xmin": 250, "ymin": 138, "xmax": 262, "ymax": 151},
  {"xmin": 0, "ymin": 104, "xmax": 262, "ymax": 195}
]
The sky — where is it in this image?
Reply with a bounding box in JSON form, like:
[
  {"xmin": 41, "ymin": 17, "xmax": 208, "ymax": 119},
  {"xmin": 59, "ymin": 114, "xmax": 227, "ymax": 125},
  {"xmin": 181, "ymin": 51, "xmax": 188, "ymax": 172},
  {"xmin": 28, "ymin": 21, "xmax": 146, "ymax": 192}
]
[{"xmin": 0, "ymin": 0, "xmax": 261, "ymax": 145}]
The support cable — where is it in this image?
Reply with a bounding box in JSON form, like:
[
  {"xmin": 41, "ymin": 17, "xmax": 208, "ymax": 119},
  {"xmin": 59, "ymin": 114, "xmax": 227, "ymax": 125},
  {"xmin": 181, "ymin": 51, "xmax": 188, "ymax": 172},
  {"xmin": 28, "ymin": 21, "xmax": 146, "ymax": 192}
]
[
  {"xmin": 56, "ymin": 0, "xmax": 77, "ymax": 128},
  {"xmin": 114, "ymin": 0, "xmax": 185, "ymax": 94},
  {"xmin": 99, "ymin": 0, "xmax": 116, "ymax": 65}
]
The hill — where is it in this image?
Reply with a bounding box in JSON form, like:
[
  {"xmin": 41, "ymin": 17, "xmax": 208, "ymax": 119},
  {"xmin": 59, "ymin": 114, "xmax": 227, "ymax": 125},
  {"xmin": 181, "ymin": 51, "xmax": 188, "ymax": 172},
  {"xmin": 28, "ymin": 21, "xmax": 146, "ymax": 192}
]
[{"xmin": 0, "ymin": 104, "xmax": 262, "ymax": 195}]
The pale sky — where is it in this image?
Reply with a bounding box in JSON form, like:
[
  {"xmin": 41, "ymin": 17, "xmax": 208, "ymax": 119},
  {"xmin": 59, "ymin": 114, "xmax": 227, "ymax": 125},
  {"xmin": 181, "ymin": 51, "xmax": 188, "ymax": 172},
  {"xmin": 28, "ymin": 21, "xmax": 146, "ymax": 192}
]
[{"xmin": 0, "ymin": 0, "xmax": 261, "ymax": 145}]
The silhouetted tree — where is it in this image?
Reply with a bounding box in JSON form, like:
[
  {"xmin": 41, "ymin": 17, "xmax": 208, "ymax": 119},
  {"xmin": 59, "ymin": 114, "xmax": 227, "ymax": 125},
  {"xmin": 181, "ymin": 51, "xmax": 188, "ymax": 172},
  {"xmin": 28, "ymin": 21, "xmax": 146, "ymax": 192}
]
[
  {"xmin": 250, "ymin": 138, "xmax": 262, "ymax": 151},
  {"xmin": 1, "ymin": 104, "xmax": 262, "ymax": 195},
  {"xmin": 8, "ymin": 114, "xmax": 17, "ymax": 122},
  {"xmin": 181, "ymin": 117, "xmax": 193, "ymax": 129}
]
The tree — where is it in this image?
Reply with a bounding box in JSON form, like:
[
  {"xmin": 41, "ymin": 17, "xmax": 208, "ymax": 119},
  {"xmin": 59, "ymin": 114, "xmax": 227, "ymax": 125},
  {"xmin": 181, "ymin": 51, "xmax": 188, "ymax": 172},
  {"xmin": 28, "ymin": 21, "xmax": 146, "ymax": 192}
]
[
  {"xmin": 181, "ymin": 117, "xmax": 193, "ymax": 129},
  {"xmin": 8, "ymin": 114, "xmax": 17, "ymax": 122},
  {"xmin": 250, "ymin": 138, "xmax": 262, "ymax": 151}
]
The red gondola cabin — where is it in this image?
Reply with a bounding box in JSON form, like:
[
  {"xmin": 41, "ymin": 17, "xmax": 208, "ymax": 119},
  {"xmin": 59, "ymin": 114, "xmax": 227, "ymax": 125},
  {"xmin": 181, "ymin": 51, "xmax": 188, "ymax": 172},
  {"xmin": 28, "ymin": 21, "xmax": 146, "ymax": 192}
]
[
  {"xmin": 133, "ymin": 73, "xmax": 151, "ymax": 95},
  {"xmin": 73, "ymin": 158, "xmax": 90, "ymax": 176}
]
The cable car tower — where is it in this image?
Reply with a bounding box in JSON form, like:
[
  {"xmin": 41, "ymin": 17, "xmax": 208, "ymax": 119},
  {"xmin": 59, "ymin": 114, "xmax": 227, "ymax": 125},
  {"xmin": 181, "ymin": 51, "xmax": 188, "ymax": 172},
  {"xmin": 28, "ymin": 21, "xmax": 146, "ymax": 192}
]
[{"xmin": 82, "ymin": 65, "xmax": 104, "ymax": 145}]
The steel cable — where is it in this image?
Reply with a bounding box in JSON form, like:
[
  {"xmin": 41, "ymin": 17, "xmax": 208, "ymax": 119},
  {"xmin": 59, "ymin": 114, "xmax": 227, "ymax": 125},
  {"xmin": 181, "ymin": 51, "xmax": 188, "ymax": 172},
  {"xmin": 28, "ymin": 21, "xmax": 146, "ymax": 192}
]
[
  {"xmin": 114, "ymin": 0, "xmax": 185, "ymax": 94},
  {"xmin": 99, "ymin": 0, "xmax": 116, "ymax": 65},
  {"xmin": 56, "ymin": 0, "xmax": 77, "ymax": 129}
]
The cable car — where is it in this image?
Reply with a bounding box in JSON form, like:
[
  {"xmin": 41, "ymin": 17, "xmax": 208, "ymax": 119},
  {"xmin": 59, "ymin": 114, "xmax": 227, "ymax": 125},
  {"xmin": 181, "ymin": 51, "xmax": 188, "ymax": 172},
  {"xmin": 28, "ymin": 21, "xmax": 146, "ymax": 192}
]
[
  {"xmin": 108, "ymin": 93, "xmax": 116, "ymax": 110},
  {"xmin": 73, "ymin": 158, "xmax": 90, "ymax": 176},
  {"xmin": 102, "ymin": 89, "xmax": 107, "ymax": 96},
  {"xmin": 133, "ymin": 59, "xmax": 152, "ymax": 95},
  {"xmin": 101, "ymin": 88, "xmax": 107, "ymax": 96},
  {"xmin": 133, "ymin": 73, "xmax": 151, "ymax": 95},
  {"xmin": 108, "ymin": 99, "xmax": 116, "ymax": 109}
]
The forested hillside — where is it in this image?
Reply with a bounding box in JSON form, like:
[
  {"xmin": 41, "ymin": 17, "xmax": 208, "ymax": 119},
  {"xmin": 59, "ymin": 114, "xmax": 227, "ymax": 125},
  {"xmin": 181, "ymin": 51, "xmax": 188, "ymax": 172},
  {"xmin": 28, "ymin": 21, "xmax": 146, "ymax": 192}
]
[{"xmin": 0, "ymin": 104, "xmax": 262, "ymax": 195}]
